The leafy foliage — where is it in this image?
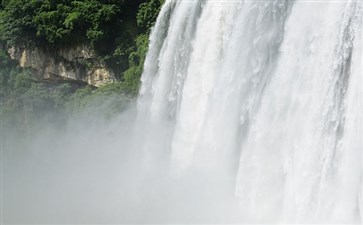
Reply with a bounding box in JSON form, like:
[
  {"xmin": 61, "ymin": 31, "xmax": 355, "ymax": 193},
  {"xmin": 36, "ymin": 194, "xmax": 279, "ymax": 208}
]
[
  {"xmin": 0, "ymin": 0, "xmax": 164, "ymax": 88},
  {"xmin": 0, "ymin": 0, "xmax": 164, "ymax": 127},
  {"xmin": 122, "ymin": 34, "xmax": 149, "ymax": 95},
  {"xmin": 0, "ymin": 0, "xmax": 124, "ymax": 46},
  {"xmin": 137, "ymin": 0, "xmax": 164, "ymax": 32},
  {"xmin": 0, "ymin": 0, "xmax": 40, "ymax": 46},
  {"xmin": 33, "ymin": 0, "xmax": 121, "ymax": 45}
]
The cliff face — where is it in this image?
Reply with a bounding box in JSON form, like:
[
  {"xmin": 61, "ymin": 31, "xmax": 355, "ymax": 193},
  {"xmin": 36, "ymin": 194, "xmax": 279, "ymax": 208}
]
[{"xmin": 8, "ymin": 45, "xmax": 116, "ymax": 87}]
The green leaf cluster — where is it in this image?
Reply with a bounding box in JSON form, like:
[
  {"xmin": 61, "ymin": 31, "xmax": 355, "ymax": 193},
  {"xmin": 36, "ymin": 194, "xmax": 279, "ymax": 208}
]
[
  {"xmin": 0, "ymin": 0, "xmax": 125, "ymax": 46},
  {"xmin": 0, "ymin": 0, "xmax": 165, "ymax": 127}
]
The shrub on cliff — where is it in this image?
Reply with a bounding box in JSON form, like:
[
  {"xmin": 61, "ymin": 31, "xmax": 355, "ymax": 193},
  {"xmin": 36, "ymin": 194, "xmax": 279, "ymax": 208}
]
[
  {"xmin": 0, "ymin": 0, "xmax": 125, "ymax": 47},
  {"xmin": 0, "ymin": 0, "xmax": 164, "ymax": 96}
]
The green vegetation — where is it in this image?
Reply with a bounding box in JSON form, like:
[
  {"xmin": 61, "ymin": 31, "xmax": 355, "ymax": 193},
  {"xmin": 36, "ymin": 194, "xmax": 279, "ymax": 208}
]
[
  {"xmin": 0, "ymin": 0, "xmax": 163, "ymax": 75},
  {"xmin": 0, "ymin": 0, "xmax": 164, "ymax": 128},
  {"xmin": 0, "ymin": 67, "xmax": 132, "ymax": 130}
]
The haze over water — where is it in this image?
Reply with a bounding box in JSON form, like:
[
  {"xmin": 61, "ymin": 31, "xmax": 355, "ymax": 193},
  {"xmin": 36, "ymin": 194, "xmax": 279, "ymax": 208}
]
[{"xmin": 3, "ymin": 0, "xmax": 363, "ymax": 223}]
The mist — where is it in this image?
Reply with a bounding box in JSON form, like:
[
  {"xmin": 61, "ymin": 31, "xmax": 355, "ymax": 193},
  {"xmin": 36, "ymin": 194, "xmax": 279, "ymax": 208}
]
[
  {"xmin": 2, "ymin": 98, "xmax": 247, "ymax": 224},
  {"xmin": 2, "ymin": 0, "xmax": 363, "ymax": 224}
]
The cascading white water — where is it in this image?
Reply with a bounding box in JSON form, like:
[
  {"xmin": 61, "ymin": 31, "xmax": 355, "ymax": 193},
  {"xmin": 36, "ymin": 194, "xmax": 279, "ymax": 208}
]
[
  {"xmin": 2, "ymin": 0, "xmax": 362, "ymax": 224},
  {"xmin": 137, "ymin": 0, "xmax": 363, "ymax": 223}
]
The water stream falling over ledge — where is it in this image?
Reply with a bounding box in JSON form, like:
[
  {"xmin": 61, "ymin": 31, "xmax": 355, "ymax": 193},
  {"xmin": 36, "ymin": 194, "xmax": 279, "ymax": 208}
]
[
  {"xmin": 136, "ymin": 0, "xmax": 363, "ymax": 223},
  {"xmin": 3, "ymin": 0, "xmax": 363, "ymax": 224}
]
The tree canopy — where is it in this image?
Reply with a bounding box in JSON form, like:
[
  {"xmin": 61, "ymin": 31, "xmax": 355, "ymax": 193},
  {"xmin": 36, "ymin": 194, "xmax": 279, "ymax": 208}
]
[
  {"xmin": 0, "ymin": 0, "xmax": 127, "ymax": 46},
  {"xmin": 0, "ymin": 0, "xmax": 164, "ymax": 126}
]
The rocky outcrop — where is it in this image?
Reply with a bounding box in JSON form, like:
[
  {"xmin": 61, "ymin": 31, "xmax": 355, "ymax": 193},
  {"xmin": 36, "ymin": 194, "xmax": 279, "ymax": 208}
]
[{"xmin": 8, "ymin": 45, "xmax": 116, "ymax": 87}]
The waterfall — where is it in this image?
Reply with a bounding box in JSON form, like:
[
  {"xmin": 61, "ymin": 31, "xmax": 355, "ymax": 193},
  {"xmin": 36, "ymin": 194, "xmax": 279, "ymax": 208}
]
[{"xmin": 137, "ymin": 0, "xmax": 363, "ymax": 223}]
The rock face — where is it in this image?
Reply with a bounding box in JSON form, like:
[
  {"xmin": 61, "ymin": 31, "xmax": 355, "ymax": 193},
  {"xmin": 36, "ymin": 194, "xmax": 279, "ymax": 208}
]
[{"xmin": 8, "ymin": 45, "xmax": 116, "ymax": 87}]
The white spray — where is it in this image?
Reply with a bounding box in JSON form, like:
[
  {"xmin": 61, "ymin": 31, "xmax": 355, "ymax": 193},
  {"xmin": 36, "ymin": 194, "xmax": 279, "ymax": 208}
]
[
  {"xmin": 138, "ymin": 0, "xmax": 363, "ymax": 223},
  {"xmin": 3, "ymin": 0, "xmax": 363, "ymax": 223}
]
